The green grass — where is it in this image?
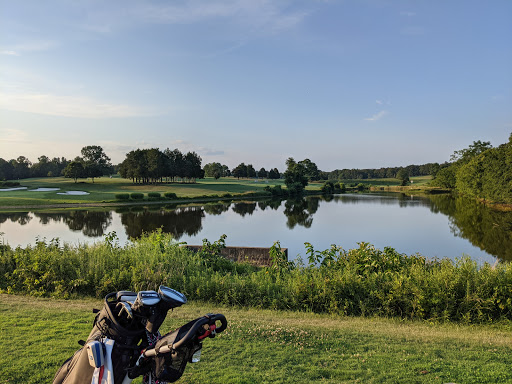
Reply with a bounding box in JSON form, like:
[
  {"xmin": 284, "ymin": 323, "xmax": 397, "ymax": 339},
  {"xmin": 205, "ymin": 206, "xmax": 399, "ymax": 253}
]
[
  {"xmin": 0, "ymin": 175, "xmax": 435, "ymax": 208},
  {"xmin": 0, "ymin": 176, "xmax": 292, "ymax": 207},
  {"xmin": 1, "ymin": 294, "xmax": 511, "ymax": 384}
]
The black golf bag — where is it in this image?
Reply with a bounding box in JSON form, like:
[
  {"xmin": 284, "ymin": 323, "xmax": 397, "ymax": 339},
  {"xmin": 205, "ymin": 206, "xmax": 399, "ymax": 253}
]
[
  {"xmin": 52, "ymin": 292, "xmax": 146, "ymax": 384},
  {"xmin": 52, "ymin": 286, "xmax": 227, "ymax": 384}
]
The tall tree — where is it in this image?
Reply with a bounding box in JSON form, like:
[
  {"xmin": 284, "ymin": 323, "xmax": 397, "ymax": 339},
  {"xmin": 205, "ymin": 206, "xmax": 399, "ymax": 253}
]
[
  {"xmin": 246, "ymin": 164, "xmax": 257, "ymax": 178},
  {"xmin": 63, "ymin": 161, "xmax": 85, "ymax": 183},
  {"xmin": 81, "ymin": 145, "xmax": 112, "ymax": 183},
  {"xmin": 258, "ymin": 167, "xmax": 268, "ymax": 179},
  {"xmin": 232, "ymin": 163, "xmax": 247, "ymax": 179},
  {"xmin": 283, "ymin": 158, "xmax": 308, "ymax": 195}
]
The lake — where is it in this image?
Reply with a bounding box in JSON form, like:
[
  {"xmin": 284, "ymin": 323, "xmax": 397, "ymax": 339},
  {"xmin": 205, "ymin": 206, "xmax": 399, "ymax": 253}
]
[{"xmin": 1, "ymin": 193, "xmax": 511, "ymax": 264}]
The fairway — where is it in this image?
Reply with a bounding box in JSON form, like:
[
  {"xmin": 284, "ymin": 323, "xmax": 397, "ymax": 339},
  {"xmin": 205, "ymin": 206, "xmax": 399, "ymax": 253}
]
[{"xmin": 0, "ymin": 175, "xmax": 434, "ymax": 208}]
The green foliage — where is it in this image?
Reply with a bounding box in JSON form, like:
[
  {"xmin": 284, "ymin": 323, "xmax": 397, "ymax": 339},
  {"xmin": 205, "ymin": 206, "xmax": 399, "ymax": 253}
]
[
  {"xmin": 3, "ymin": 232, "xmax": 512, "ymax": 323},
  {"xmin": 147, "ymin": 192, "xmax": 161, "ymax": 199},
  {"xmin": 455, "ymin": 139, "xmax": 512, "ymax": 203},
  {"xmin": 320, "ymin": 180, "xmax": 335, "ymax": 194},
  {"xmin": 283, "ymin": 158, "xmax": 308, "ymax": 195},
  {"xmin": 396, "ymin": 168, "xmax": 410, "ymax": 186},
  {"xmin": 431, "ymin": 165, "xmax": 457, "ymax": 188},
  {"xmin": 114, "ymin": 193, "xmax": 130, "ymax": 200},
  {"xmin": 263, "ymin": 184, "xmax": 288, "ymax": 197},
  {"xmin": 130, "ymin": 192, "xmax": 144, "ymax": 200},
  {"xmin": 164, "ymin": 192, "xmax": 177, "ymax": 199}
]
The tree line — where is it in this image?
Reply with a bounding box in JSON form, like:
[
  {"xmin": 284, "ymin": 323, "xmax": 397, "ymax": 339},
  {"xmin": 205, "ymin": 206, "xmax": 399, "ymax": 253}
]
[
  {"xmin": 327, "ymin": 163, "xmax": 440, "ymax": 181},
  {"xmin": 431, "ymin": 134, "xmax": 512, "ymax": 204},
  {"xmin": 0, "ymin": 146, "xmax": 113, "ymax": 183},
  {"xmin": 119, "ymin": 148, "xmax": 203, "ymax": 184}
]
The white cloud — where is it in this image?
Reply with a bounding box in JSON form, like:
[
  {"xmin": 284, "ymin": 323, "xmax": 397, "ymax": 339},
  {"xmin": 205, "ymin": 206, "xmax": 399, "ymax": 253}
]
[
  {"xmin": 1, "ymin": 50, "xmax": 19, "ymax": 56},
  {"xmin": 0, "ymin": 128, "xmax": 28, "ymax": 142},
  {"xmin": 0, "ymin": 92, "xmax": 158, "ymax": 119},
  {"xmin": 376, "ymin": 100, "xmax": 383, "ymax": 105},
  {"xmin": 364, "ymin": 110, "xmax": 388, "ymax": 122}
]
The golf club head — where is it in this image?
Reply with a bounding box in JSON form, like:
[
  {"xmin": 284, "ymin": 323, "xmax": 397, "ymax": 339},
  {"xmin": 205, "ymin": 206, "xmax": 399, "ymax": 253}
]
[
  {"xmin": 131, "ymin": 290, "xmax": 161, "ymax": 318},
  {"xmin": 158, "ymin": 285, "xmax": 187, "ymax": 309},
  {"xmin": 116, "ymin": 290, "xmax": 137, "ymax": 304}
]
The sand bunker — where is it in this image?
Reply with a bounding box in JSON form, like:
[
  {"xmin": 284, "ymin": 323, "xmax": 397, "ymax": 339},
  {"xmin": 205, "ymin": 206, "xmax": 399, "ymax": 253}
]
[
  {"xmin": 57, "ymin": 191, "xmax": 90, "ymax": 196},
  {"xmin": 0, "ymin": 187, "xmax": 28, "ymax": 192},
  {"xmin": 29, "ymin": 188, "xmax": 61, "ymax": 192}
]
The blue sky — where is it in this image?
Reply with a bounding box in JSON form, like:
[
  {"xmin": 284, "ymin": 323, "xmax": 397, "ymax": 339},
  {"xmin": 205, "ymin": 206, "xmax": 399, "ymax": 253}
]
[{"xmin": 1, "ymin": 0, "xmax": 511, "ymax": 171}]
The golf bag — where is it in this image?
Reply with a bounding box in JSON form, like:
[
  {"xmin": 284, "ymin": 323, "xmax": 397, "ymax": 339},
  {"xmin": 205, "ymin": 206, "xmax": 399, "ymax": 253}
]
[
  {"xmin": 53, "ymin": 286, "xmax": 227, "ymax": 384},
  {"xmin": 53, "ymin": 292, "xmax": 146, "ymax": 384}
]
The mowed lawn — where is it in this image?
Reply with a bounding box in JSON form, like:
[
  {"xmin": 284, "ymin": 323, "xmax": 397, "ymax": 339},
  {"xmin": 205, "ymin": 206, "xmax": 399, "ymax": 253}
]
[
  {"xmin": 0, "ymin": 175, "xmax": 431, "ymax": 208},
  {"xmin": 1, "ymin": 294, "xmax": 511, "ymax": 384},
  {"xmin": 0, "ymin": 176, "xmax": 289, "ymax": 207}
]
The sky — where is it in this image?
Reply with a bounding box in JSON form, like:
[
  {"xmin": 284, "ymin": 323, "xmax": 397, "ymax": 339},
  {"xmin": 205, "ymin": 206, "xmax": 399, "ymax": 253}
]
[{"xmin": 1, "ymin": 0, "xmax": 511, "ymax": 172}]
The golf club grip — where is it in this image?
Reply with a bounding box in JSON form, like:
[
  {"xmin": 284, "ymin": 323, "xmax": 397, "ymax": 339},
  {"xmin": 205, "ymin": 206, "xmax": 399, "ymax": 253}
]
[{"xmin": 144, "ymin": 314, "xmax": 228, "ymax": 356}]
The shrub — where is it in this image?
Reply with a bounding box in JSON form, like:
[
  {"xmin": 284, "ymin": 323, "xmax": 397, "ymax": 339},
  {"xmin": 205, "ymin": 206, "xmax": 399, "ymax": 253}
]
[
  {"xmin": 130, "ymin": 192, "xmax": 144, "ymax": 200},
  {"xmin": 148, "ymin": 192, "xmax": 161, "ymax": 199},
  {"xmin": 115, "ymin": 193, "xmax": 130, "ymax": 200},
  {"xmin": 164, "ymin": 192, "xmax": 177, "ymax": 199}
]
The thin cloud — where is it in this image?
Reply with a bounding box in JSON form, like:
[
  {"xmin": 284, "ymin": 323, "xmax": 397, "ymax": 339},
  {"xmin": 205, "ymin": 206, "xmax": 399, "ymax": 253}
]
[
  {"xmin": 135, "ymin": 0, "xmax": 308, "ymax": 33},
  {"xmin": 364, "ymin": 110, "xmax": 388, "ymax": 122},
  {"xmin": 1, "ymin": 50, "xmax": 19, "ymax": 56},
  {"xmin": 400, "ymin": 11, "xmax": 416, "ymax": 17},
  {"xmin": 0, "ymin": 128, "xmax": 28, "ymax": 142},
  {"xmin": 0, "ymin": 92, "xmax": 158, "ymax": 119}
]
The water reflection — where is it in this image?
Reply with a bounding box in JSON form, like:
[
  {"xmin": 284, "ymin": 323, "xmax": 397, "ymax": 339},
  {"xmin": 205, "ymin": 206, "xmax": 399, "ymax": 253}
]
[
  {"xmin": 0, "ymin": 212, "xmax": 32, "ymax": 225},
  {"xmin": 232, "ymin": 202, "xmax": 257, "ymax": 217},
  {"xmin": 283, "ymin": 197, "xmax": 320, "ymax": 229},
  {"xmin": 120, "ymin": 206, "xmax": 204, "ymax": 240},
  {"xmin": 428, "ymin": 195, "xmax": 512, "ymax": 261},
  {"xmin": 2, "ymin": 194, "xmax": 512, "ymax": 262}
]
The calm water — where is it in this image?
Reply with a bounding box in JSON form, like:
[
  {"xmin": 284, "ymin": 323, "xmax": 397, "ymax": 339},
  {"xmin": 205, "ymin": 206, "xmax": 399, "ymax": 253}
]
[{"xmin": 1, "ymin": 193, "xmax": 511, "ymax": 264}]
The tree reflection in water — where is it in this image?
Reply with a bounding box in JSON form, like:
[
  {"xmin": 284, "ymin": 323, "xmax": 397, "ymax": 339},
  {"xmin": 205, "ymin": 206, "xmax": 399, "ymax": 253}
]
[
  {"xmin": 283, "ymin": 197, "xmax": 320, "ymax": 229},
  {"xmin": 231, "ymin": 202, "xmax": 257, "ymax": 217},
  {"xmin": 120, "ymin": 206, "xmax": 204, "ymax": 240},
  {"xmin": 34, "ymin": 211, "xmax": 113, "ymax": 237},
  {"xmin": 428, "ymin": 195, "xmax": 512, "ymax": 261},
  {"xmin": 0, "ymin": 212, "xmax": 32, "ymax": 226},
  {"xmin": 2, "ymin": 193, "xmax": 512, "ymax": 262}
]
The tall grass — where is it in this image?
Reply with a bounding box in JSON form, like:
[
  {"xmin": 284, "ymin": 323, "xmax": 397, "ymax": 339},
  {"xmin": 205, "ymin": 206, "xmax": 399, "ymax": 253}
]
[{"xmin": 1, "ymin": 231, "xmax": 511, "ymax": 323}]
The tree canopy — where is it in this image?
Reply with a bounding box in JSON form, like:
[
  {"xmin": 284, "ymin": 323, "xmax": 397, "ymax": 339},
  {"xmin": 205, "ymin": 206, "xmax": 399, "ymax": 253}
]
[{"xmin": 119, "ymin": 148, "xmax": 203, "ymax": 184}]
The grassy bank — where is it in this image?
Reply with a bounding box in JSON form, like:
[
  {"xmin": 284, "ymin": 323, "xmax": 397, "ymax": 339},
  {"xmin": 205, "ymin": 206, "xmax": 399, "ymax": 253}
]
[
  {"xmin": 2, "ymin": 232, "xmax": 512, "ymax": 323},
  {"xmin": 1, "ymin": 294, "xmax": 511, "ymax": 384}
]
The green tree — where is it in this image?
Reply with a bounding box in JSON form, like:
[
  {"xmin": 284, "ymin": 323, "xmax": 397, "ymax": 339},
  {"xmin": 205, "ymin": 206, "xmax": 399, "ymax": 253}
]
[
  {"xmin": 396, "ymin": 168, "xmax": 410, "ymax": 186},
  {"xmin": 283, "ymin": 158, "xmax": 308, "ymax": 195},
  {"xmin": 232, "ymin": 163, "xmax": 247, "ymax": 179},
  {"xmin": 81, "ymin": 145, "xmax": 112, "ymax": 183},
  {"xmin": 246, "ymin": 164, "xmax": 257, "ymax": 178},
  {"xmin": 63, "ymin": 161, "xmax": 85, "ymax": 183},
  {"xmin": 298, "ymin": 158, "xmax": 321, "ymax": 181},
  {"xmin": 258, "ymin": 167, "xmax": 268, "ymax": 179},
  {"xmin": 204, "ymin": 162, "xmax": 223, "ymax": 179},
  {"xmin": 268, "ymin": 168, "xmax": 280, "ymax": 180}
]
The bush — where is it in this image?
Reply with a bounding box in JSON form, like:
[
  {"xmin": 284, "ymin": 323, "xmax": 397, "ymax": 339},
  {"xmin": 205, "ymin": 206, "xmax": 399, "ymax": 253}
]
[
  {"xmin": 148, "ymin": 192, "xmax": 161, "ymax": 199},
  {"xmin": 4, "ymin": 233, "xmax": 512, "ymax": 323},
  {"xmin": 130, "ymin": 192, "xmax": 144, "ymax": 200},
  {"xmin": 0, "ymin": 181, "xmax": 20, "ymax": 187},
  {"xmin": 115, "ymin": 193, "xmax": 130, "ymax": 200},
  {"xmin": 164, "ymin": 192, "xmax": 177, "ymax": 199}
]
